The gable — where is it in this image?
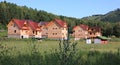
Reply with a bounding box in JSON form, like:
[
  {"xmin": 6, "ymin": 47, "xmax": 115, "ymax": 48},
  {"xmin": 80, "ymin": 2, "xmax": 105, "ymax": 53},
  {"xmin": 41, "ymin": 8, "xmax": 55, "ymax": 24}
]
[
  {"xmin": 54, "ymin": 18, "xmax": 67, "ymax": 28},
  {"xmin": 7, "ymin": 20, "xmax": 20, "ymax": 29}
]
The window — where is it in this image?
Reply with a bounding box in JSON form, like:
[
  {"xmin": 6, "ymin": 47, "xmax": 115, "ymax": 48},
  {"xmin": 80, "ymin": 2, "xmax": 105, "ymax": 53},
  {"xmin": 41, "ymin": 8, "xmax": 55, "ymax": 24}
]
[
  {"xmin": 53, "ymin": 33, "xmax": 54, "ymax": 35},
  {"xmin": 14, "ymin": 30, "xmax": 16, "ymax": 33},
  {"xmin": 90, "ymin": 32, "xmax": 92, "ymax": 35},
  {"xmin": 36, "ymin": 31, "xmax": 37, "ymax": 35},
  {"xmin": 33, "ymin": 31, "xmax": 34, "ymax": 34},
  {"xmin": 55, "ymin": 33, "xmax": 57, "ymax": 35}
]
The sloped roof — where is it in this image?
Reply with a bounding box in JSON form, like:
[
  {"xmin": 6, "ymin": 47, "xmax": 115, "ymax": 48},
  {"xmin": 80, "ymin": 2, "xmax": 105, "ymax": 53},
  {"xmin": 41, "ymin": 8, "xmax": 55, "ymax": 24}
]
[
  {"xmin": 10, "ymin": 19, "xmax": 40, "ymax": 30},
  {"xmin": 97, "ymin": 36, "xmax": 111, "ymax": 40},
  {"xmin": 73, "ymin": 26, "xmax": 79, "ymax": 30},
  {"xmin": 79, "ymin": 24, "xmax": 89, "ymax": 30},
  {"xmin": 39, "ymin": 21, "xmax": 49, "ymax": 26},
  {"xmin": 12, "ymin": 19, "xmax": 26, "ymax": 29},
  {"xmin": 28, "ymin": 21, "xmax": 40, "ymax": 30},
  {"xmin": 54, "ymin": 18, "xmax": 67, "ymax": 27},
  {"xmin": 73, "ymin": 24, "xmax": 89, "ymax": 30},
  {"xmin": 89, "ymin": 26, "xmax": 101, "ymax": 32}
]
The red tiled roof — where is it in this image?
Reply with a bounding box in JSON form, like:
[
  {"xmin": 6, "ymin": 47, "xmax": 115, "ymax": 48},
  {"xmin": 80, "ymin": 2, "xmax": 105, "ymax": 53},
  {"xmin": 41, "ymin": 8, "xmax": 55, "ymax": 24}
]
[
  {"xmin": 73, "ymin": 26, "xmax": 79, "ymax": 30},
  {"xmin": 79, "ymin": 24, "xmax": 89, "ymax": 30},
  {"xmin": 54, "ymin": 18, "xmax": 67, "ymax": 27},
  {"xmin": 12, "ymin": 19, "xmax": 40, "ymax": 30},
  {"xmin": 13, "ymin": 19, "xmax": 26, "ymax": 29},
  {"xmin": 73, "ymin": 24, "xmax": 89, "ymax": 30},
  {"xmin": 28, "ymin": 21, "xmax": 39, "ymax": 30}
]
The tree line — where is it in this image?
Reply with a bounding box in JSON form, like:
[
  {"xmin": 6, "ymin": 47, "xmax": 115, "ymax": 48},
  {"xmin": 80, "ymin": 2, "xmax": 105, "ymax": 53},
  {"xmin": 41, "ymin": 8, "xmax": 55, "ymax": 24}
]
[{"xmin": 0, "ymin": 1, "xmax": 120, "ymax": 37}]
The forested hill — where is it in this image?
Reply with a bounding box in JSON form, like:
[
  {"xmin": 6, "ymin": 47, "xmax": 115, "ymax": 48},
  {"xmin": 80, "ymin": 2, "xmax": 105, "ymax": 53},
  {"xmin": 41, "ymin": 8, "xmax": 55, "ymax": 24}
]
[
  {"xmin": 81, "ymin": 8, "xmax": 120, "ymax": 22},
  {"xmin": 0, "ymin": 1, "xmax": 120, "ymax": 37},
  {"xmin": 0, "ymin": 1, "xmax": 80, "ymax": 29}
]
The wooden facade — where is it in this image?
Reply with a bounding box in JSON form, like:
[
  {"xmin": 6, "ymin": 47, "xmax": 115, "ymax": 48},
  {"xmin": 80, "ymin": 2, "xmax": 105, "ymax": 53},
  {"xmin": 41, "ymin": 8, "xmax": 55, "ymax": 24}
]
[
  {"xmin": 7, "ymin": 19, "xmax": 102, "ymax": 40},
  {"xmin": 39, "ymin": 22, "xmax": 49, "ymax": 38},
  {"xmin": 46, "ymin": 19, "xmax": 68, "ymax": 39},
  {"xmin": 73, "ymin": 24, "xmax": 89, "ymax": 40},
  {"xmin": 7, "ymin": 19, "xmax": 41, "ymax": 39},
  {"xmin": 88, "ymin": 26, "xmax": 101, "ymax": 38},
  {"xmin": 73, "ymin": 24, "xmax": 102, "ymax": 40}
]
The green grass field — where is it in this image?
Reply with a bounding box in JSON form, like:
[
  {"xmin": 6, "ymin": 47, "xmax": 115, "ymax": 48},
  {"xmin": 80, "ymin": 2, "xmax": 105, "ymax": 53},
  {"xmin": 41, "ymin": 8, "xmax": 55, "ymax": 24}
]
[
  {"xmin": 1, "ymin": 38, "xmax": 120, "ymax": 54},
  {"xmin": 0, "ymin": 38, "xmax": 120, "ymax": 65},
  {"xmin": 0, "ymin": 30, "xmax": 120, "ymax": 65}
]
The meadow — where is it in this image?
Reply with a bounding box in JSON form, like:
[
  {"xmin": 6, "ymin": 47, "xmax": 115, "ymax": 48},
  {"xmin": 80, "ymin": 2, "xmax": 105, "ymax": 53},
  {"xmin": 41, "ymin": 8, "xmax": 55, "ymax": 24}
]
[
  {"xmin": 0, "ymin": 31, "xmax": 120, "ymax": 65},
  {"xmin": 1, "ymin": 38, "xmax": 120, "ymax": 54},
  {"xmin": 0, "ymin": 38, "xmax": 120, "ymax": 65}
]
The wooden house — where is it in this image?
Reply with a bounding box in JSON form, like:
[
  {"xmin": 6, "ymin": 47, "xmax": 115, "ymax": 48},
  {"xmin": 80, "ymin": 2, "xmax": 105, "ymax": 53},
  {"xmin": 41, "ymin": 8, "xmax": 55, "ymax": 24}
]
[
  {"xmin": 72, "ymin": 24, "xmax": 89, "ymax": 40},
  {"xmin": 88, "ymin": 26, "xmax": 102, "ymax": 38},
  {"xmin": 7, "ymin": 19, "xmax": 41, "ymax": 39},
  {"xmin": 46, "ymin": 18, "xmax": 68, "ymax": 40},
  {"xmin": 39, "ymin": 21, "xmax": 49, "ymax": 38}
]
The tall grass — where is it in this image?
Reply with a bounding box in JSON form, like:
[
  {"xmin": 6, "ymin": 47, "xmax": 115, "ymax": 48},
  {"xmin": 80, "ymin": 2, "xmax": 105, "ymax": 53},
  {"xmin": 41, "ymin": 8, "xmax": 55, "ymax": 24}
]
[{"xmin": 0, "ymin": 38, "xmax": 120, "ymax": 65}]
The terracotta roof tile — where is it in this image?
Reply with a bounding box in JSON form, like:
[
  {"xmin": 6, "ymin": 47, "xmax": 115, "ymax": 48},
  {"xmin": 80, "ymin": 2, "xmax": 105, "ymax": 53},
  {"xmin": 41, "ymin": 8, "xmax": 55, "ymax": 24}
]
[
  {"xmin": 12, "ymin": 19, "xmax": 40, "ymax": 31},
  {"xmin": 73, "ymin": 24, "xmax": 89, "ymax": 30},
  {"xmin": 79, "ymin": 24, "xmax": 89, "ymax": 30},
  {"xmin": 13, "ymin": 19, "xmax": 26, "ymax": 29},
  {"xmin": 54, "ymin": 18, "xmax": 67, "ymax": 27}
]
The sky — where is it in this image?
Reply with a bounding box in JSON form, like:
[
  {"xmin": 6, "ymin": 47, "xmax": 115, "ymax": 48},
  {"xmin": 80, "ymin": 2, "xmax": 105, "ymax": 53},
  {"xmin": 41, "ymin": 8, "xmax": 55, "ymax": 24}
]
[{"xmin": 0, "ymin": 0, "xmax": 120, "ymax": 18}]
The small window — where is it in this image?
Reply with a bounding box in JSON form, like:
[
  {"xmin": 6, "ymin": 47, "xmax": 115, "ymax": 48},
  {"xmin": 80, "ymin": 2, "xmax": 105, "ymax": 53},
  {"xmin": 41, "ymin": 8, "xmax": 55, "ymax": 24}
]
[
  {"xmin": 55, "ymin": 33, "xmax": 57, "ymax": 35},
  {"xmin": 90, "ymin": 32, "xmax": 92, "ymax": 35},
  {"xmin": 36, "ymin": 31, "xmax": 37, "ymax": 35},
  {"xmin": 14, "ymin": 30, "xmax": 16, "ymax": 33},
  {"xmin": 33, "ymin": 31, "xmax": 34, "ymax": 34}
]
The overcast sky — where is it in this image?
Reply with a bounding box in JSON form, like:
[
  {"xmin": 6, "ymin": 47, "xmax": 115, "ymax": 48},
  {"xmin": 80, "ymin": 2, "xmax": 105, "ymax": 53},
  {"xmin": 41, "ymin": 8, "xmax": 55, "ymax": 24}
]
[{"xmin": 0, "ymin": 0, "xmax": 120, "ymax": 18}]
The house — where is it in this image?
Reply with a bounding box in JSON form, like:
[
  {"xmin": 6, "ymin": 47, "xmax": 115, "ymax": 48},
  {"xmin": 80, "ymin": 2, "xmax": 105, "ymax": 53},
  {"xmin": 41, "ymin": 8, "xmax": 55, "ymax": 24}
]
[
  {"xmin": 7, "ymin": 19, "xmax": 41, "ymax": 39},
  {"xmin": 72, "ymin": 24, "xmax": 89, "ymax": 40},
  {"xmin": 39, "ymin": 21, "xmax": 49, "ymax": 38},
  {"xmin": 46, "ymin": 18, "xmax": 68, "ymax": 40},
  {"xmin": 88, "ymin": 26, "xmax": 102, "ymax": 38}
]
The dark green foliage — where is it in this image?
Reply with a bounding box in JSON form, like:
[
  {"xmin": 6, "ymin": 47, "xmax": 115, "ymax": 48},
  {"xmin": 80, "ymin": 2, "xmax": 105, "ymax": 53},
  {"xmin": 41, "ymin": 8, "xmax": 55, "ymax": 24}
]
[{"xmin": 101, "ymin": 8, "xmax": 120, "ymax": 22}]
